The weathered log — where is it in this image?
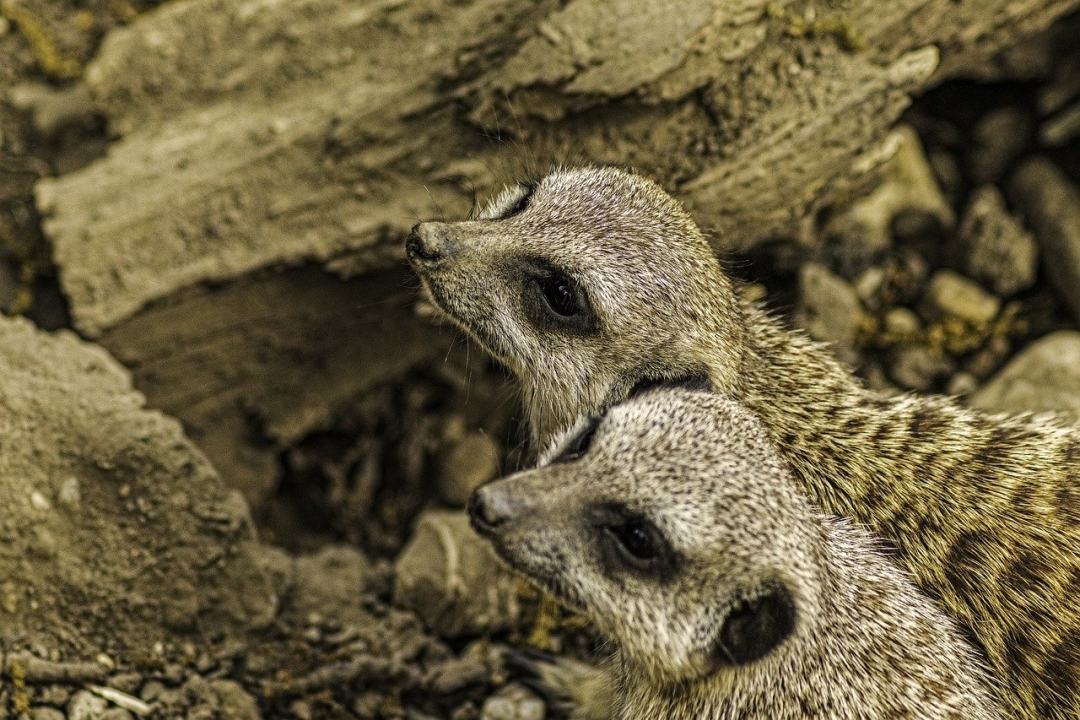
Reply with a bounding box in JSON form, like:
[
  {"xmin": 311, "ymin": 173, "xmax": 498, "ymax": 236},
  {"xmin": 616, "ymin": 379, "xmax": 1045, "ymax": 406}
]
[{"xmin": 35, "ymin": 0, "xmax": 1079, "ymax": 506}]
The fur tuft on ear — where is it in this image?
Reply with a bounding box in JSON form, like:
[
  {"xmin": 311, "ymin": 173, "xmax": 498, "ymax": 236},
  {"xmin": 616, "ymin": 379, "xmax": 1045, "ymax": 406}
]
[
  {"xmin": 713, "ymin": 584, "xmax": 796, "ymax": 667},
  {"xmin": 627, "ymin": 371, "xmax": 713, "ymax": 400}
]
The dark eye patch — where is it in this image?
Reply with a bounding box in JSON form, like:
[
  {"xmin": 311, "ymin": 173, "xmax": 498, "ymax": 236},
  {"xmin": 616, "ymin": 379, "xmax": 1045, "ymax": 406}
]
[
  {"xmin": 586, "ymin": 502, "xmax": 680, "ymax": 583},
  {"xmin": 519, "ymin": 260, "xmax": 599, "ymax": 336},
  {"xmin": 713, "ymin": 584, "xmax": 796, "ymax": 667},
  {"xmin": 552, "ymin": 415, "xmax": 601, "ymax": 464},
  {"xmin": 500, "ymin": 182, "xmax": 536, "ymax": 219}
]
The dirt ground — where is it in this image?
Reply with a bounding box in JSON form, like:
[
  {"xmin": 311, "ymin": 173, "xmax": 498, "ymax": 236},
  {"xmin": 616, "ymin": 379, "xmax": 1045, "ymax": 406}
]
[{"xmin": 1, "ymin": 1, "xmax": 1079, "ymax": 719}]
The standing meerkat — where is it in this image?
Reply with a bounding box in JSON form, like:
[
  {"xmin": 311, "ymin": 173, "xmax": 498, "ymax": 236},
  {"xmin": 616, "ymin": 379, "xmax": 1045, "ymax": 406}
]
[
  {"xmin": 469, "ymin": 383, "xmax": 1006, "ymax": 720},
  {"xmin": 407, "ymin": 166, "xmax": 1080, "ymax": 720}
]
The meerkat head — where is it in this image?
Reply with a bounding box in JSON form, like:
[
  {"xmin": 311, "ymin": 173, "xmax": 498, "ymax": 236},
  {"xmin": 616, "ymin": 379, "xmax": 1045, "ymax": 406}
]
[
  {"xmin": 469, "ymin": 380, "xmax": 820, "ymax": 686},
  {"xmin": 406, "ymin": 166, "xmax": 745, "ymax": 441}
]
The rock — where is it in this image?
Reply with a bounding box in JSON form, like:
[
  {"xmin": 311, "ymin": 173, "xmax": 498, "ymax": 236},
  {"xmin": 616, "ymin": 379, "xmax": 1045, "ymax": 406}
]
[
  {"xmin": 30, "ymin": 709, "xmax": 66, "ymax": 720},
  {"xmin": 139, "ymin": 681, "xmax": 165, "ymax": 703},
  {"xmin": 823, "ymin": 126, "xmax": 954, "ymax": 269},
  {"xmin": 35, "ymin": 685, "xmax": 71, "ymax": 707},
  {"xmin": 56, "ymin": 476, "xmax": 81, "ymax": 509},
  {"xmin": 883, "ymin": 307, "xmax": 921, "ymax": 338},
  {"xmin": 947, "ymin": 372, "xmax": 979, "ymax": 397},
  {"xmin": 100, "ymin": 710, "xmax": 134, "ymax": 720},
  {"xmin": 958, "ymin": 186, "xmax": 1037, "ymax": 296},
  {"xmin": 394, "ymin": 510, "xmax": 520, "ymax": 638},
  {"xmin": 965, "ymin": 335, "xmax": 1012, "ymax": 380},
  {"xmin": 928, "ymin": 149, "xmax": 962, "ymax": 205},
  {"xmin": 439, "ymin": 433, "xmax": 501, "ymax": 507},
  {"xmin": 889, "ymin": 345, "xmax": 955, "ymax": 392},
  {"xmin": 967, "ymin": 107, "xmax": 1031, "ymax": 185},
  {"xmin": 0, "ymin": 316, "xmax": 275, "ymax": 659},
  {"xmin": 854, "ymin": 266, "xmax": 885, "ymax": 307},
  {"xmin": 9, "ymin": 83, "xmax": 97, "ymax": 140},
  {"xmin": 795, "ymin": 263, "xmax": 863, "ymax": 364},
  {"xmin": 107, "ymin": 672, "xmax": 143, "ymax": 694},
  {"xmin": 969, "ymin": 332, "xmax": 1080, "ymax": 422},
  {"xmin": 1040, "ymin": 101, "xmax": 1080, "ymax": 146},
  {"xmin": 481, "ymin": 684, "xmax": 545, "ymax": 720},
  {"xmin": 1009, "ymin": 158, "xmax": 1080, "ymax": 325},
  {"xmin": 920, "ymin": 270, "xmax": 1000, "ymax": 325},
  {"xmin": 68, "ymin": 690, "xmax": 109, "ymax": 720},
  {"xmin": 291, "ymin": 545, "xmax": 370, "ymax": 626},
  {"xmin": 427, "ymin": 653, "xmax": 490, "ymax": 694},
  {"xmin": 155, "ymin": 678, "xmax": 261, "ymax": 720}
]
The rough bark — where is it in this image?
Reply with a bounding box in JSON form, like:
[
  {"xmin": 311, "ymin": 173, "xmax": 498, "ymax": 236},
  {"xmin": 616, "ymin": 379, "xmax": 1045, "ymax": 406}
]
[{"xmin": 35, "ymin": 0, "xmax": 1079, "ymax": 506}]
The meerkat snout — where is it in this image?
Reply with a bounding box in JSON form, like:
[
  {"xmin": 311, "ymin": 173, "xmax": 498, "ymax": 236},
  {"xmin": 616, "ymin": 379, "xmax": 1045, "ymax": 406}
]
[
  {"xmin": 467, "ymin": 482, "xmax": 530, "ymax": 536},
  {"xmin": 405, "ymin": 221, "xmax": 455, "ymax": 264}
]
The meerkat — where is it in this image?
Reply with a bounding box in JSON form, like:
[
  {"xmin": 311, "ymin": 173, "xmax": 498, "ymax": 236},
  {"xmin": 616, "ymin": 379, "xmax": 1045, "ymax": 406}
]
[
  {"xmin": 407, "ymin": 166, "xmax": 1080, "ymax": 720},
  {"xmin": 469, "ymin": 382, "xmax": 1006, "ymax": 719}
]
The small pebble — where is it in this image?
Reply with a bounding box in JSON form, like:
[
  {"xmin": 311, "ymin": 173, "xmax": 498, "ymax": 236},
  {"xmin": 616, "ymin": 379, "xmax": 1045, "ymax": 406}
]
[
  {"xmin": 30, "ymin": 708, "xmax": 65, "ymax": 720},
  {"xmin": 884, "ymin": 307, "xmax": 921, "ymax": 338},
  {"xmin": 107, "ymin": 672, "xmax": 142, "ymax": 695},
  {"xmin": 57, "ymin": 477, "xmax": 81, "ymax": 509},
  {"xmin": 30, "ymin": 490, "xmax": 51, "ymax": 511},
  {"xmin": 481, "ymin": 684, "xmax": 545, "ymax": 720},
  {"xmin": 139, "ymin": 680, "xmax": 165, "ymax": 703},
  {"xmin": 947, "ymin": 372, "xmax": 979, "ymax": 396},
  {"xmin": 68, "ymin": 690, "xmax": 109, "ymax": 720},
  {"xmin": 889, "ymin": 345, "xmax": 955, "ymax": 392},
  {"xmin": 920, "ymin": 270, "xmax": 1000, "ymax": 325}
]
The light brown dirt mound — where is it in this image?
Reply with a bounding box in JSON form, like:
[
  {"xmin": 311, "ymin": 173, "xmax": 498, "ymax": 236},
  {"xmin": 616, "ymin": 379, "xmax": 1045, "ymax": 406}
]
[{"xmin": 0, "ymin": 315, "xmax": 275, "ymax": 660}]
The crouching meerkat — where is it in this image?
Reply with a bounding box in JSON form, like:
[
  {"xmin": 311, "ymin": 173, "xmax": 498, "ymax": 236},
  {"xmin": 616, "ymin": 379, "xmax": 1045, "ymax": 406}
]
[
  {"xmin": 407, "ymin": 166, "xmax": 1080, "ymax": 719},
  {"xmin": 469, "ymin": 383, "xmax": 1006, "ymax": 719}
]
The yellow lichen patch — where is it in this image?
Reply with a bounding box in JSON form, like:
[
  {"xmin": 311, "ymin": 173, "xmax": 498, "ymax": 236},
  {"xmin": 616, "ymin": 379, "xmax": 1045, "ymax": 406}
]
[
  {"xmin": 860, "ymin": 302, "xmax": 1027, "ymax": 357},
  {"xmin": 9, "ymin": 658, "xmax": 30, "ymax": 715},
  {"xmin": 0, "ymin": 0, "xmax": 82, "ymax": 80},
  {"xmin": 765, "ymin": 2, "xmax": 865, "ymax": 52}
]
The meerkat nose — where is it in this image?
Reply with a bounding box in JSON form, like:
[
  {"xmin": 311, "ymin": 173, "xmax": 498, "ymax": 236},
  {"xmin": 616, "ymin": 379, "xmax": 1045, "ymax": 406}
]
[
  {"xmin": 405, "ymin": 222, "xmax": 454, "ymax": 264},
  {"xmin": 468, "ymin": 483, "xmax": 525, "ymax": 536}
]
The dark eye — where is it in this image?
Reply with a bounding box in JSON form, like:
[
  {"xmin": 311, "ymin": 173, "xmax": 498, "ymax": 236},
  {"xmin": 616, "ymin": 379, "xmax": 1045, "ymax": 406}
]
[
  {"xmin": 501, "ymin": 182, "xmax": 536, "ymax": 219},
  {"xmin": 553, "ymin": 416, "xmax": 600, "ymax": 463},
  {"xmin": 520, "ymin": 261, "xmax": 598, "ymax": 335},
  {"xmin": 537, "ymin": 273, "xmax": 582, "ymax": 317},
  {"xmin": 588, "ymin": 503, "xmax": 679, "ymax": 582},
  {"xmin": 606, "ymin": 518, "xmax": 659, "ymax": 562}
]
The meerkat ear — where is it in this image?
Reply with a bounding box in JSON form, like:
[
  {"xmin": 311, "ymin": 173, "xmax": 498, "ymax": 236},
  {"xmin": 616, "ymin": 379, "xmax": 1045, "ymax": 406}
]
[
  {"xmin": 627, "ymin": 371, "xmax": 713, "ymax": 400},
  {"xmin": 712, "ymin": 585, "xmax": 796, "ymax": 667}
]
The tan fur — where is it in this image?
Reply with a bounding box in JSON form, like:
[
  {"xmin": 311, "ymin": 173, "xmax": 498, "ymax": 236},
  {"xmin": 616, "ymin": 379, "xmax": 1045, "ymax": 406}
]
[
  {"xmin": 474, "ymin": 387, "xmax": 1006, "ymax": 719},
  {"xmin": 408, "ymin": 166, "xmax": 1080, "ymax": 720}
]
